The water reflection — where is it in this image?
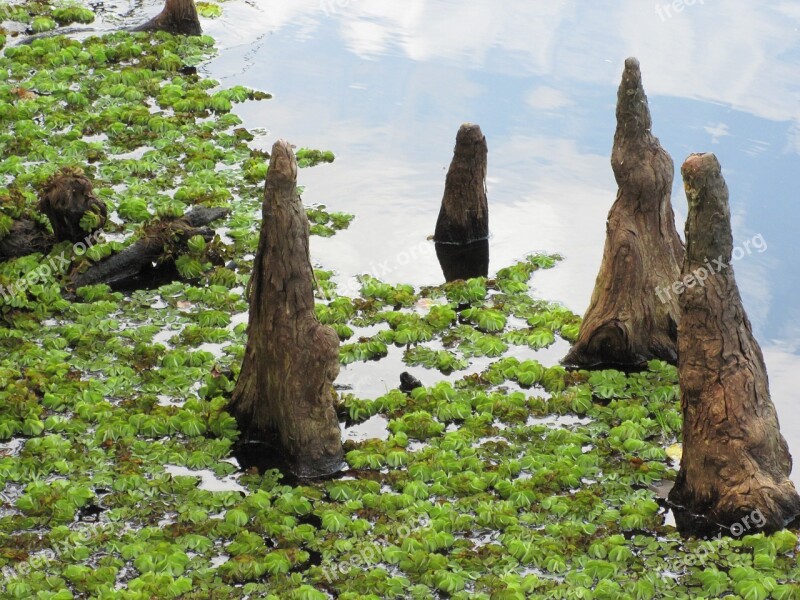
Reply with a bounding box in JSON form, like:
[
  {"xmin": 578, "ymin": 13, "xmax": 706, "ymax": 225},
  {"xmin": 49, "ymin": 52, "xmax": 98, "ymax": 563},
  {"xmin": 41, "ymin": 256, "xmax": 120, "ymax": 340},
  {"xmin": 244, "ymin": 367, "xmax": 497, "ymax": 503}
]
[
  {"xmin": 204, "ymin": 0, "xmax": 800, "ymax": 481},
  {"xmin": 435, "ymin": 239, "xmax": 489, "ymax": 282}
]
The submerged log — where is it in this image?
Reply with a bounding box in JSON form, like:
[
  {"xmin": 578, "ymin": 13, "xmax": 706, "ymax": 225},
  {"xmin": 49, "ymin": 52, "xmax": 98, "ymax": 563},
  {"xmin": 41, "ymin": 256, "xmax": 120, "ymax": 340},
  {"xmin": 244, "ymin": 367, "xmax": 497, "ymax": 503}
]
[
  {"xmin": 668, "ymin": 153, "xmax": 800, "ymax": 536},
  {"xmin": 229, "ymin": 140, "xmax": 344, "ymax": 478},
  {"xmin": 562, "ymin": 57, "xmax": 684, "ymax": 370},
  {"xmin": 38, "ymin": 167, "xmax": 107, "ymax": 244},
  {"xmin": 0, "ymin": 219, "xmax": 52, "ymax": 260},
  {"xmin": 70, "ymin": 206, "xmax": 228, "ymax": 289},
  {"xmin": 131, "ymin": 0, "xmax": 202, "ymax": 36}
]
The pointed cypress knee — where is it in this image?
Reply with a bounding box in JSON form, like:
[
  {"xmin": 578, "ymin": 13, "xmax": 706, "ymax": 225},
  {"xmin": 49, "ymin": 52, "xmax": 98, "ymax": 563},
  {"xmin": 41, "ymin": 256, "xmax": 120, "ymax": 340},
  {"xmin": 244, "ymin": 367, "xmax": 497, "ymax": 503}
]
[
  {"xmin": 433, "ymin": 123, "xmax": 489, "ymax": 281},
  {"xmin": 562, "ymin": 57, "xmax": 684, "ymax": 370},
  {"xmin": 668, "ymin": 153, "xmax": 800, "ymax": 536},
  {"xmin": 132, "ymin": 0, "xmax": 202, "ymax": 35},
  {"xmin": 229, "ymin": 140, "xmax": 344, "ymax": 478}
]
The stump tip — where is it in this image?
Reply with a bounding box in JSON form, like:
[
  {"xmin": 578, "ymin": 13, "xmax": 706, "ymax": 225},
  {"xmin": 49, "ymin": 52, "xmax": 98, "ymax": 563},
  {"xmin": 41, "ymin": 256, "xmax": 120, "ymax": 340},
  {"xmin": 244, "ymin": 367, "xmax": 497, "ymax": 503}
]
[
  {"xmin": 268, "ymin": 139, "xmax": 298, "ymax": 184},
  {"xmin": 455, "ymin": 123, "xmax": 486, "ymax": 148}
]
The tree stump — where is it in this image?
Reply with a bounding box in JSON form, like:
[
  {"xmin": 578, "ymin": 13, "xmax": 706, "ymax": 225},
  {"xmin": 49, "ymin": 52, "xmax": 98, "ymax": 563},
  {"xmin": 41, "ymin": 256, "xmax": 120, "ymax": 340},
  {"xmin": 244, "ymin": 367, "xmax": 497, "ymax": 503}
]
[
  {"xmin": 433, "ymin": 123, "xmax": 490, "ymax": 281},
  {"xmin": 668, "ymin": 153, "xmax": 800, "ymax": 536},
  {"xmin": 229, "ymin": 140, "xmax": 344, "ymax": 478},
  {"xmin": 132, "ymin": 0, "xmax": 202, "ymax": 36},
  {"xmin": 434, "ymin": 123, "xmax": 488, "ymax": 244},
  {"xmin": 562, "ymin": 57, "xmax": 684, "ymax": 369},
  {"xmin": 38, "ymin": 167, "xmax": 107, "ymax": 244}
]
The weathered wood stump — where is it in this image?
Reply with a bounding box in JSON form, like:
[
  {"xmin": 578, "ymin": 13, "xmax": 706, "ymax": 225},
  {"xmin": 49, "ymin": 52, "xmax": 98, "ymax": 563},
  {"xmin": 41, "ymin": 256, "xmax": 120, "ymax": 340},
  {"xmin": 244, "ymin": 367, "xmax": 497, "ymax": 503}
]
[
  {"xmin": 668, "ymin": 153, "xmax": 800, "ymax": 536},
  {"xmin": 434, "ymin": 123, "xmax": 488, "ymax": 244},
  {"xmin": 132, "ymin": 0, "xmax": 202, "ymax": 36},
  {"xmin": 562, "ymin": 57, "xmax": 684, "ymax": 369},
  {"xmin": 229, "ymin": 140, "xmax": 344, "ymax": 478},
  {"xmin": 38, "ymin": 167, "xmax": 107, "ymax": 244},
  {"xmin": 433, "ymin": 123, "xmax": 490, "ymax": 281}
]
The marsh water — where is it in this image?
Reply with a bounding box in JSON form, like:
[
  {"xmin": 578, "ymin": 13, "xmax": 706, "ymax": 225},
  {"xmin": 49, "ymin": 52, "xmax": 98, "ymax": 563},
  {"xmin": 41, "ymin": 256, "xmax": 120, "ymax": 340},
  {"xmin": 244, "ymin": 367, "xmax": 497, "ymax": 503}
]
[{"xmin": 168, "ymin": 3, "xmax": 800, "ymax": 475}]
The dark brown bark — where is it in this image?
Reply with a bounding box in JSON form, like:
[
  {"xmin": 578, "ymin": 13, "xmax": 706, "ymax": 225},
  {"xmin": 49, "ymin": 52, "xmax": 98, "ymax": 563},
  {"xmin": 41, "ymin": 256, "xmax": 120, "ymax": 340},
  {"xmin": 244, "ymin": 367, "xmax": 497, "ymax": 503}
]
[
  {"xmin": 131, "ymin": 0, "xmax": 202, "ymax": 36},
  {"xmin": 668, "ymin": 153, "xmax": 800, "ymax": 536},
  {"xmin": 562, "ymin": 57, "xmax": 684, "ymax": 369},
  {"xmin": 434, "ymin": 123, "xmax": 489, "ymax": 245},
  {"xmin": 38, "ymin": 168, "xmax": 107, "ymax": 244},
  {"xmin": 229, "ymin": 140, "xmax": 344, "ymax": 478},
  {"xmin": 435, "ymin": 239, "xmax": 489, "ymax": 282},
  {"xmin": 70, "ymin": 207, "xmax": 228, "ymax": 289}
]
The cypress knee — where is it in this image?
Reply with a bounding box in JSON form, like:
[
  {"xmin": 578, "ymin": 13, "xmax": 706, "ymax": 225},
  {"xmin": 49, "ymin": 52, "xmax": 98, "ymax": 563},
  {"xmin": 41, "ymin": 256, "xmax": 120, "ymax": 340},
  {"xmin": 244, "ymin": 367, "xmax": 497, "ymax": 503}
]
[
  {"xmin": 668, "ymin": 152, "xmax": 800, "ymax": 536},
  {"xmin": 229, "ymin": 140, "xmax": 344, "ymax": 478},
  {"xmin": 562, "ymin": 57, "xmax": 684, "ymax": 369},
  {"xmin": 434, "ymin": 123, "xmax": 489, "ymax": 281},
  {"xmin": 132, "ymin": 0, "xmax": 202, "ymax": 36}
]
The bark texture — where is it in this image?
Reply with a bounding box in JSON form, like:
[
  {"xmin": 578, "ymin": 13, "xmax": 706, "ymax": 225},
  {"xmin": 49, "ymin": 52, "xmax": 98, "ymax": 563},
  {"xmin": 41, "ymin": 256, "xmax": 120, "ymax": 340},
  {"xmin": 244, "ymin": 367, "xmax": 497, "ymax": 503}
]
[
  {"xmin": 434, "ymin": 123, "xmax": 489, "ymax": 245},
  {"xmin": 38, "ymin": 168, "xmax": 106, "ymax": 244},
  {"xmin": 229, "ymin": 140, "xmax": 344, "ymax": 478},
  {"xmin": 562, "ymin": 57, "xmax": 684, "ymax": 369},
  {"xmin": 668, "ymin": 153, "xmax": 800, "ymax": 536},
  {"xmin": 132, "ymin": 0, "xmax": 202, "ymax": 35},
  {"xmin": 70, "ymin": 207, "xmax": 227, "ymax": 289}
]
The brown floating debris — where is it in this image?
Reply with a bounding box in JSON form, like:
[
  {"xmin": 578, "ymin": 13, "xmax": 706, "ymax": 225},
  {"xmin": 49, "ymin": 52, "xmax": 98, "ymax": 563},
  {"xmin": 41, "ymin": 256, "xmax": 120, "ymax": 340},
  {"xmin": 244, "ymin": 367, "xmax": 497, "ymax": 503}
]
[
  {"xmin": 69, "ymin": 206, "xmax": 228, "ymax": 290},
  {"xmin": 38, "ymin": 167, "xmax": 107, "ymax": 244}
]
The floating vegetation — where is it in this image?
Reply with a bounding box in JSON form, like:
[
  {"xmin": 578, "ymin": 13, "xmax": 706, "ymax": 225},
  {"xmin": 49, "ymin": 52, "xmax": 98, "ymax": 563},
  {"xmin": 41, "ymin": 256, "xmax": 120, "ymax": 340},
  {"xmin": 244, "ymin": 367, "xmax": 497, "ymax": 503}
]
[{"xmin": 0, "ymin": 3, "xmax": 798, "ymax": 600}]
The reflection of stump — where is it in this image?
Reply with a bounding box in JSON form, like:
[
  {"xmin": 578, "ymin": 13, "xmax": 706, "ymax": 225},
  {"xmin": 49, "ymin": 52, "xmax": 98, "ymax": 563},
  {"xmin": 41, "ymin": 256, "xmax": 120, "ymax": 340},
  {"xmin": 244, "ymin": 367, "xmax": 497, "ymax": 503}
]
[
  {"xmin": 132, "ymin": 0, "xmax": 202, "ymax": 36},
  {"xmin": 38, "ymin": 168, "xmax": 106, "ymax": 244},
  {"xmin": 435, "ymin": 239, "xmax": 489, "ymax": 282},
  {"xmin": 433, "ymin": 123, "xmax": 489, "ymax": 281},
  {"xmin": 668, "ymin": 153, "xmax": 800, "ymax": 536},
  {"xmin": 562, "ymin": 58, "xmax": 684, "ymax": 369},
  {"xmin": 229, "ymin": 141, "xmax": 343, "ymax": 478}
]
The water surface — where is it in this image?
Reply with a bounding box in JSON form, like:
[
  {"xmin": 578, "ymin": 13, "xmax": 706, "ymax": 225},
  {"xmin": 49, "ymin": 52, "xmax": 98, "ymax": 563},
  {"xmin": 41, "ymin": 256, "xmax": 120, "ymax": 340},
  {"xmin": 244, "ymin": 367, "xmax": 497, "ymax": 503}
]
[{"xmin": 199, "ymin": 1, "xmax": 800, "ymax": 474}]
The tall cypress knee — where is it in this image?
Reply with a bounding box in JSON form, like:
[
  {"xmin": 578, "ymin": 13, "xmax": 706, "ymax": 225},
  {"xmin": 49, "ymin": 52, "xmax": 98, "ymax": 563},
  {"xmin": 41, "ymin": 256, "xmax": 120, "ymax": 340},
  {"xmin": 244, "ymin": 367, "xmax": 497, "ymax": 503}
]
[
  {"xmin": 229, "ymin": 140, "xmax": 344, "ymax": 478},
  {"xmin": 668, "ymin": 152, "xmax": 800, "ymax": 536},
  {"xmin": 434, "ymin": 123, "xmax": 489, "ymax": 281},
  {"xmin": 562, "ymin": 57, "xmax": 684, "ymax": 369}
]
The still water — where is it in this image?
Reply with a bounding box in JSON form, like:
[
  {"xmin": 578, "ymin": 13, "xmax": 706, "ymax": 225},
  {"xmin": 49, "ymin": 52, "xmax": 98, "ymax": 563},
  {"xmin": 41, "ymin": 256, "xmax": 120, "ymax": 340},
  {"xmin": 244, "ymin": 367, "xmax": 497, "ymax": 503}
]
[{"xmin": 195, "ymin": 1, "xmax": 799, "ymax": 469}]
